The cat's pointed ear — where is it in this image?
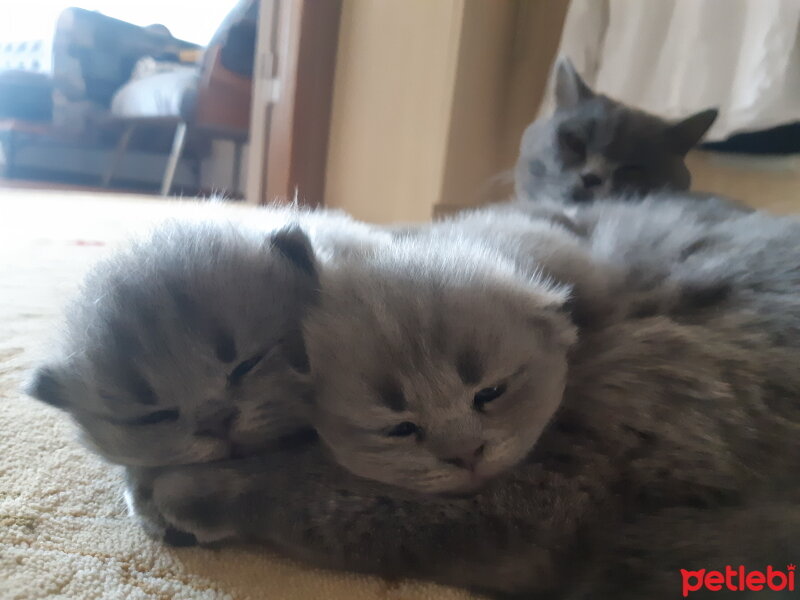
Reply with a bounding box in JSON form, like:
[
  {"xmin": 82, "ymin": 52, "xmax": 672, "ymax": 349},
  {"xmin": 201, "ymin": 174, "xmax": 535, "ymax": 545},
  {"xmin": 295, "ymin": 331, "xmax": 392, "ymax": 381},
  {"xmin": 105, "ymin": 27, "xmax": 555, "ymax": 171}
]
[
  {"xmin": 666, "ymin": 108, "xmax": 718, "ymax": 155},
  {"xmin": 270, "ymin": 226, "xmax": 316, "ymax": 278},
  {"xmin": 26, "ymin": 364, "xmax": 70, "ymax": 409},
  {"xmin": 554, "ymin": 56, "xmax": 594, "ymax": 109}
]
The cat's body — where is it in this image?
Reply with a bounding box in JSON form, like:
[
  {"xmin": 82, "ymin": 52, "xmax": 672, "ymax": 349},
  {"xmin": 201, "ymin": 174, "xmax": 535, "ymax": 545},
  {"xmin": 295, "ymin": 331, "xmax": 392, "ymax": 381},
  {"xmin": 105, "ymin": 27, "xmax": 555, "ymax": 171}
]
[
  {"xmin": 560, "ymin": 197, "xmax": 800, "ymax": 354},
  {"xmin": 28, "ymin": 199, "xmax": 800, "ymax": 597},
  {"xmin": 515, "ymin": 58, "xmax": 718, "ymax": 204},
  {"xmin": 148, "ymin": 309, "xmax": 800, "ymax": 598},
  {"xmin": 415, "ymin": 201, "xmax": 626, "ymax": 329},
  {"xmin": 410, "ymin": 192, "xmax": 748, "ymax": 330},
  {"xmin": 140, "ymin": 198, "xmax": 800, "ymax": 598}
]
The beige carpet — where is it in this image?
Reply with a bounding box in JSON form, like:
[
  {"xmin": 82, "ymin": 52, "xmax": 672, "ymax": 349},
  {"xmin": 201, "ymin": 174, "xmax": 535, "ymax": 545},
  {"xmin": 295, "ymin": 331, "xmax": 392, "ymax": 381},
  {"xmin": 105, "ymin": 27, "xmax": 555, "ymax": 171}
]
[{"xmin": 0, "ymin": 190, "xmax": 473, "ymax": 600}]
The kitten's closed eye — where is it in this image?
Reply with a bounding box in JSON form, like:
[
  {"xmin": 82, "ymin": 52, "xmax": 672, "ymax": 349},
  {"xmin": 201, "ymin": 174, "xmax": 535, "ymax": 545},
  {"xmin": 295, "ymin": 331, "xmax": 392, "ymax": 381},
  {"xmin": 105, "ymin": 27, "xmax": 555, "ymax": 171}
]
[
  {"xmin": 473, "ymin": 384, "xmax": 506, "ymax": 412},
  {"xmin": 227, "ymin": 353, "xmax": 265, "ymax": 386},
  {"xmin": 559, "ymin": 131, "xmax": 586, "ymax": 160},
  {"xmin": 126, "ymin": 409, "xmax": 180, "ymax": 426},
  {"xmin": 386, "ymin": 421, "xmax": 420, "ymax": 438}
]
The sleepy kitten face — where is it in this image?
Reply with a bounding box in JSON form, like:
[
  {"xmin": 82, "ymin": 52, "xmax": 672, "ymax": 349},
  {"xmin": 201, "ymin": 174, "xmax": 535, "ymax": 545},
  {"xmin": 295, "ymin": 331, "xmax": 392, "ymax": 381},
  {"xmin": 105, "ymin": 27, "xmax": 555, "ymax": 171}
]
[
  {"xmin": 515, "ymin": 57, "xmax": 718, "ymax": 203},
  {"xmin": 27, "ymin": 223, "xmax": 317, "ymax": 467},
  {"xmin": 306, "ymin": 238, "xmax": 577, "ymax": 495}
]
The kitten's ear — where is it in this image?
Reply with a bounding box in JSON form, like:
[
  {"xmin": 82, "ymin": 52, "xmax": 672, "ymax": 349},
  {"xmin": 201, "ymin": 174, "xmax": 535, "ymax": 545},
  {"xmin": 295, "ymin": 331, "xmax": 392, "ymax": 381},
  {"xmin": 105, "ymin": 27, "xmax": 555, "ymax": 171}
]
[
  {"xmin": 554, "ymin": 56, "xmax": 594, "ymax": 109},
  {"xmin": 270, "ymin": 226, "xmax": 316, "ymax": 278},
  {"xmin": 26, "ymin": 364, "xmax": 70, "ymax": 409},
  {"xmin": 666, "ymin": 108, "xmax": 718, "ymax": 155},
  {"xmin": 527, "ymin": 301, "xmax": 578, "ymax": 349}
]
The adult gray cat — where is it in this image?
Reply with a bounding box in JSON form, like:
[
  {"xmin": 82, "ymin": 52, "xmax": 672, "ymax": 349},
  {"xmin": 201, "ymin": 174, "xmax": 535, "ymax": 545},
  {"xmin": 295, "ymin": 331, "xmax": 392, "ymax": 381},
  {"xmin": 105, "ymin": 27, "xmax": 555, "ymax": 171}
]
[{"xmin": 515, "ymin": 57, "xmax": 718, "ymax": 203}]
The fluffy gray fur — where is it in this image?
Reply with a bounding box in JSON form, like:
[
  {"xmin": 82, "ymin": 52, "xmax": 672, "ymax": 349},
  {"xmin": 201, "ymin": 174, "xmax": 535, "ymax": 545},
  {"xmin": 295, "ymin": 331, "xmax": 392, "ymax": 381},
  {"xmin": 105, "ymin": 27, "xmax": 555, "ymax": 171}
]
[
  {"xmin": 28, "ymin": 221, "xmax": 319, "ymax": 467},
  {"xmin": 25, "ymin": 204, "xmax": 390, "ymax": 458},
  {"xmin": 25, "ymin": 207, "xmax": 394, "ymax": 537},
  {"xmin": 564, "ymin": 196, "xmax": 800, "ymax": 351},
  {"xmin": 145, "ymin": 310, "xmax": 800, "ymax": 598},
  {"xmin": 401, "ymin": 193, "xmax": 747, "ymax": 330},
  {"xmin": 416, "ymin": 203, "xmax": 625, "ymax": 329},
  {"xmin": 141, "ymin": 198, "xmax": 799, "ymax": 598},
  {"xmin": 515, "ymin": 57, "xmax": 718, "ymax": 203},
  {"xmin": 304, "ymin": 234, "xmax": 577, "ymax": 496},
  {"xmin": 29, "ymin": 200, "xmax": 800, "ymax": 597},
  {"xmin": 25, "ymin": 220, "xmax": 325, "ymax": 537}
]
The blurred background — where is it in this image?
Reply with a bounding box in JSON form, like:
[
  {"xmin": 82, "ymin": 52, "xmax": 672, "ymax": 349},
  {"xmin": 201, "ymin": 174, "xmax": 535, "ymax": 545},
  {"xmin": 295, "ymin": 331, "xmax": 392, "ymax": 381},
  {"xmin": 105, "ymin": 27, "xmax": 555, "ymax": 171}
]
[{"xmin": 0, "ymin": 0, "xmax": 798, "ymax": 220}]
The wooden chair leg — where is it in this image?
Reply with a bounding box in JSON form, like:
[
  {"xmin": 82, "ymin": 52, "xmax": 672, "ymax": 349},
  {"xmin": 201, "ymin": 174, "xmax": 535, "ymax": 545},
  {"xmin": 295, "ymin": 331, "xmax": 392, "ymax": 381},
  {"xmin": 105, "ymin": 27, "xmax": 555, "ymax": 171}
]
[
  {"xmin": 102, "ymin": 124, "xmax": 135, "ymax": 187},
  {"xmin": 161, "ymin": 121, "xmax": 188, "ymax": 196}
]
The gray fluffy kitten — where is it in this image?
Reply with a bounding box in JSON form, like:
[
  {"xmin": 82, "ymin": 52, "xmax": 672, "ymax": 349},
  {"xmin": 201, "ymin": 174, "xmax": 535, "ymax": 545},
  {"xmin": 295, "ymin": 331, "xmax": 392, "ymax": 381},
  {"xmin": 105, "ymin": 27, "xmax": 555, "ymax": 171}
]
[
  {"xmin": 26, "ymin": 219, "xmax": 323, "ymax": 537},
  {"xmin": 28, "ymin": 221, "xmax": 319, "ymax": 466},
  {"xmin": 143, "ymin": 199, "xmax": 800, "ymax": 598},
  {"xmin": 305, "ymin": 234, "xmax": 577, "ymax": 496},
  {"xmin": 515, "ymin": 57, "xmax": 718, "ymax": 203}
]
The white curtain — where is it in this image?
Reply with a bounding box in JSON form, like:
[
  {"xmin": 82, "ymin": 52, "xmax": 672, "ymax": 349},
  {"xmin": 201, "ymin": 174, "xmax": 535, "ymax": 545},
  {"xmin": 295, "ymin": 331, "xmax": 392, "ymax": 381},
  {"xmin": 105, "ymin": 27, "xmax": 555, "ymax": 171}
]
[{"xmin": 552, "ymin": 0, "xmax": 800, "ymax": 141}]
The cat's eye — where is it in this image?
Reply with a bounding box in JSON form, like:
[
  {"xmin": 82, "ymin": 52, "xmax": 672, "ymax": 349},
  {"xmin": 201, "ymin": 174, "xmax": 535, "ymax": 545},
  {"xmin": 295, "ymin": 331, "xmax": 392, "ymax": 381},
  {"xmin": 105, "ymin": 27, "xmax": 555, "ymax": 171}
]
[
  {"xmin": 227, "ymin": 353, "xmax": 265, "ymax": 386},
  {"xmin": 126, "ymin": 409, "xmax": 180, "ymax": 426},
  {"xmin": 473, "ymin": 384, "xmax": 507, "ymax": 412},
  {"xmin": 559, "ymin": 131, "xmax": 585, "ymax": 159},
  {"xmin": 386, "ymin": 421, "xmax": 420, "ymax": 438}
]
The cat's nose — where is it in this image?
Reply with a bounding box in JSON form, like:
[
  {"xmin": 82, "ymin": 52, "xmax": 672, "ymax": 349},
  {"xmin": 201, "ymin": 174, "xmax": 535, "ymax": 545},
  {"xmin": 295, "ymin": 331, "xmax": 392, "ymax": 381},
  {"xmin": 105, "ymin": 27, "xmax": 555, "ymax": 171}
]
[
  {"xmin": 195, "ymin": 406, "xmax": 239, "ymax": 440},
  {"xmin": 443, "ymin": 443, "xmax": 485, "ymax": 471},
  {"xmin": 580, "ymin": 172, "xmax": 603, "ymax": 189}
]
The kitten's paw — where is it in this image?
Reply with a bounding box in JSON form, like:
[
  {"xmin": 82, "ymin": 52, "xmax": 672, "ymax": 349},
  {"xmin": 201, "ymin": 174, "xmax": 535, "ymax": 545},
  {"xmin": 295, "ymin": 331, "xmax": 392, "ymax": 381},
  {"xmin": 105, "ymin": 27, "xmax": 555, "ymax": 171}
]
[
  {"xmin": 123, "ymin": 479, "xmax": 168, "ymax": 538},
  {"xmin": 124, "ymin": 469, "xmax": 199, "ymax": 547},
  {"xmin": 163, "ymin": 526, "xmax": 199, "ymax": 547},
  {"xmin": 150, "ymin": 467, "xmax": 241, "ymax": 545}
]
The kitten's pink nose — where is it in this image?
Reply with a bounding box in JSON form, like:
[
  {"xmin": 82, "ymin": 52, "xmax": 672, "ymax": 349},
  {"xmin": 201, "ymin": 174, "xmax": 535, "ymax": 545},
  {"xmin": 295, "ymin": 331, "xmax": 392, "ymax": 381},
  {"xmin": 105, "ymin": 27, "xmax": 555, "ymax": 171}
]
[{"xmin": 443, "ymin": 443, "xmax": 485, "ymax": 471}]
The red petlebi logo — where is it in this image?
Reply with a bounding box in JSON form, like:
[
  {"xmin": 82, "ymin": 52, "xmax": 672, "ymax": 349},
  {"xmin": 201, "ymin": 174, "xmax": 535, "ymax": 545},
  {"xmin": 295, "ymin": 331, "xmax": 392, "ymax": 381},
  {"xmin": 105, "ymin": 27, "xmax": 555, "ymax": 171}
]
[{"xmin": 681, "ymin": 565, "xmax": 795, "ymax": 597}]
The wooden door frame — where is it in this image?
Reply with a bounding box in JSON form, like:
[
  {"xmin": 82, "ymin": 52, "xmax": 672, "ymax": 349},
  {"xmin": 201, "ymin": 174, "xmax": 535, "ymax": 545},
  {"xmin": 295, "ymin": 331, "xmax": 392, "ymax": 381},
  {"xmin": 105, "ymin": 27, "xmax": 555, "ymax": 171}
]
[{"xmin": 246, "ymin": 0, "xmax": 341, "ymax": 207}]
